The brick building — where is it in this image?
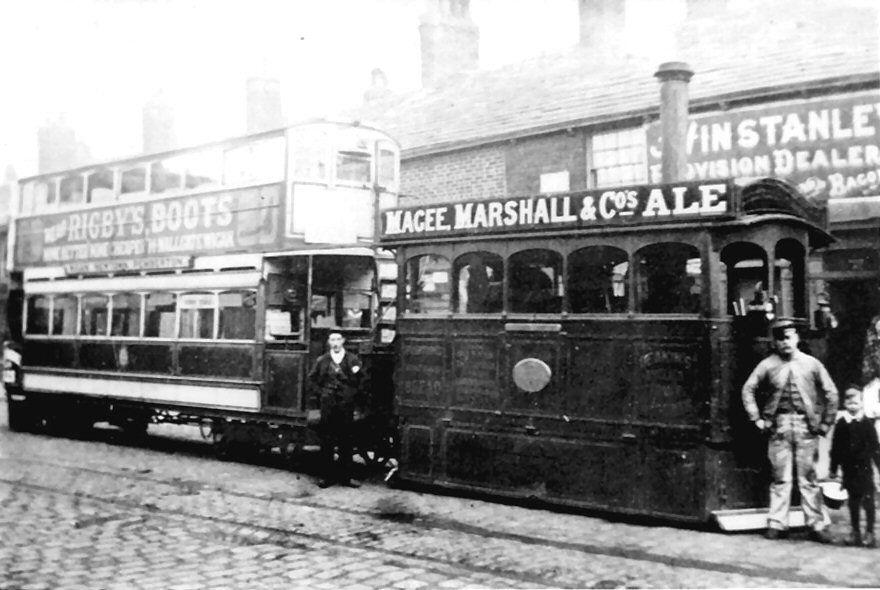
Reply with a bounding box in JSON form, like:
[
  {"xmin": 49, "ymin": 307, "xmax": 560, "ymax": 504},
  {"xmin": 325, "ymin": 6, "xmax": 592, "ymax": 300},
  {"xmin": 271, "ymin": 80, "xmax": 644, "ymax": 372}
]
[{"xmin": 355, "ymin": 0, "xmax": 880, "ymax": 387}]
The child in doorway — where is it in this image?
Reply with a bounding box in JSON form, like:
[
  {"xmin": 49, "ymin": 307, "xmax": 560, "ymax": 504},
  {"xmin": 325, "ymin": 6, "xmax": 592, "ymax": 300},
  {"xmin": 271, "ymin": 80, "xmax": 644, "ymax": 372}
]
[{"xmin": 830, "ymin": 386, "xmax": 880, "ymax": 547}]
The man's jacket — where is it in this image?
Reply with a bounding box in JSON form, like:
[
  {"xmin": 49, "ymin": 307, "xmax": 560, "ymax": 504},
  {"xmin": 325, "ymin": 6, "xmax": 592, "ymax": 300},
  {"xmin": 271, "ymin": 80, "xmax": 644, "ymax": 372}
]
[
  {"xmin": 741, "ymin": 349, "xmax": 838, "ymax": 432},
  {"xmin": 308, "ymin": 351, "xmax": 363, "ymax": 409}
]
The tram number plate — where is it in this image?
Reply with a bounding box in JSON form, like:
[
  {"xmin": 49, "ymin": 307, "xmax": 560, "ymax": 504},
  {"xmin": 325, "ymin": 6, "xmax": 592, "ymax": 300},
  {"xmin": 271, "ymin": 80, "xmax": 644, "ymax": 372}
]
[{"xmin": 3, "ymin": 369, "xmax": 15, "ymax": 383}]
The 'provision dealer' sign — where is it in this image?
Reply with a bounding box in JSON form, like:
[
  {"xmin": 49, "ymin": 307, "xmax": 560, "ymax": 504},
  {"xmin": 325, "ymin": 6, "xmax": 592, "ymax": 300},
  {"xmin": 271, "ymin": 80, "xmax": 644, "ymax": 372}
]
[
  {"xmin": 381, "ymin": 180, "xmax": 734, "ymax": 240},
  {"xmin": 14, "ymin": 184, "xmax": 281, "ymax": 273},
  {"xmin": 647, "ymin": 91, "xmax": 880, "ymax": 203}
]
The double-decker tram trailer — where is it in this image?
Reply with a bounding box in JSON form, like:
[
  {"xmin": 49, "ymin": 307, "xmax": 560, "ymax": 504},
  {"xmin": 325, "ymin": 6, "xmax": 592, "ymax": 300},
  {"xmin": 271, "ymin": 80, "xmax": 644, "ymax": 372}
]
[
  {"xmin": 4, "ymin": 120, "xmax": 399, "ymax": 463},
  {"xmin": 379, "ymin": 177, "xmax": 832, "ymax": 527}
]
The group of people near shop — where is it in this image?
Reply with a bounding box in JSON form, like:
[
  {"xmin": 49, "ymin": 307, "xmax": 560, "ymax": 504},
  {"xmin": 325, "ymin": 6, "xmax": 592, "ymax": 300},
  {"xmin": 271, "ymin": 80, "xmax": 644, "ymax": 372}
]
[{"xmin": 743, "ymin": 315, "xmax": 880, "ymax": 547}]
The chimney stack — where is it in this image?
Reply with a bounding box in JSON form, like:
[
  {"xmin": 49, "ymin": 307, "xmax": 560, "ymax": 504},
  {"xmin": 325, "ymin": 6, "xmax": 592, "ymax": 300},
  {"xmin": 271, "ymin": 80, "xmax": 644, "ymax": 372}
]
[
  {"xmin": 364, "ymin": 68, "xmax": 392, "ymax": 103},
  {"xmin": 419, "ymin": 0, "xmax": 479, "ymax": 88},
  {"xmin": 578, "ymin": 0, "xmax": 626, "ymax": 58},
  {"xmin": 654, "ymin": 61, "xmax": 694, "ymax": 183},
  {"xmin": 246, "ymin": 76, "xmax": 284, "ymax": 134},
  {"xmin": 37, "ymin": 116, "xmax": 90, "ymax": 174},
  {"xmin": 143, "ymin": 92, "xmax": 177, "ymax": 155}
]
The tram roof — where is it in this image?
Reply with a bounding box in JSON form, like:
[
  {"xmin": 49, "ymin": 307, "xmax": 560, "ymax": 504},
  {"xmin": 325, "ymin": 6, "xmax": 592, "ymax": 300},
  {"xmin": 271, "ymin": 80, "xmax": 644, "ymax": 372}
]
[{"xmin": 351, "ymin": 5, "xmax": 879, "ymax": 158}]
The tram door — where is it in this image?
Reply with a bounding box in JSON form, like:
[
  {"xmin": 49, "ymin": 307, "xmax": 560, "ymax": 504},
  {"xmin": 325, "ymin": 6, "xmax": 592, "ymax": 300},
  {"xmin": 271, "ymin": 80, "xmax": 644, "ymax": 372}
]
[
  {"xmin": 827, "ymin": 279, "xmax": 880, "ymax": 388},
  {"xmin": 263, "ymin": 257, "xmax": 310, "ymax": 414}
]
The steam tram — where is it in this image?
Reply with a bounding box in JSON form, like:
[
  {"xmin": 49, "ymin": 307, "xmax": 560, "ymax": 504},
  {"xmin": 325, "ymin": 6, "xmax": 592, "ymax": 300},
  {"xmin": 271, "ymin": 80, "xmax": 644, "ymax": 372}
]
[
  {"xmin": 379, "ymin": 177, "xmax": 832, "ymax": 525},
  {"xmin": 3, "ymin": 120, "xmax": 400, "ymax": 462}
]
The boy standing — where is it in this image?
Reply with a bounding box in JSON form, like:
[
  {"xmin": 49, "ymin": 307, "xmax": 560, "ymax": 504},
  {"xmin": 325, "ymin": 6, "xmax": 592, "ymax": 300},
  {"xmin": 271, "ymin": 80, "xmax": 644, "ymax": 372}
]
[{"xmin": 830, "ymin": 387, "xmax": 880, "ymax": 547}]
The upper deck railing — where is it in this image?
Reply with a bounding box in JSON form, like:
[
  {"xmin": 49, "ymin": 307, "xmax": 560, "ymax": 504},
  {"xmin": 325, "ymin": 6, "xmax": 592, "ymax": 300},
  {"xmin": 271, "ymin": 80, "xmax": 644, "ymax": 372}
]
[{"xmin": 12, "ymin": 121, "xmax": 400, "ymax": 274}]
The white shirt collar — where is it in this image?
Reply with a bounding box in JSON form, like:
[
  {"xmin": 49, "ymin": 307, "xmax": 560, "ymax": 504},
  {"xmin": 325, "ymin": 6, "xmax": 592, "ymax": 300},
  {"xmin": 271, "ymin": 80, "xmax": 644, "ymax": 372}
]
[{"xmin": 842, "ymin": 411, "xmax": 863, "ymax": 423}]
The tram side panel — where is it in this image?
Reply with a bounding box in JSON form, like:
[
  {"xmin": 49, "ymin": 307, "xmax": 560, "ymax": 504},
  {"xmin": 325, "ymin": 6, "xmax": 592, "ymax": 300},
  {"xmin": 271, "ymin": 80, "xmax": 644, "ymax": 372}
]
[{"xmin": 394, "ymin": 316, "xmax": 717, "ymax": 521}]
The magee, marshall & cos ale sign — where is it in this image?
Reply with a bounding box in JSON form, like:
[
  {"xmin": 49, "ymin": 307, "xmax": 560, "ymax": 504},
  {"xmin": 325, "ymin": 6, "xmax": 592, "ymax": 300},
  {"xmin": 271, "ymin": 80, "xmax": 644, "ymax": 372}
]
[
  {"xmin": 381, "ymin": 180, "xmax": 735, "ymax": 240},
  {"xmin": 14, "ymin": 185, "xmax": 282, "ymax": 273}
]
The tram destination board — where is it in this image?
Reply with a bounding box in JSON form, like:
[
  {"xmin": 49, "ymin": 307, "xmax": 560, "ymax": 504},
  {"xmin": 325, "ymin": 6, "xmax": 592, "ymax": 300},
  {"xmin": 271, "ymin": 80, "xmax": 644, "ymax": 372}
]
[{"xmin": 381, "ymin": 179, "xmax": 736, "ymax": 241}]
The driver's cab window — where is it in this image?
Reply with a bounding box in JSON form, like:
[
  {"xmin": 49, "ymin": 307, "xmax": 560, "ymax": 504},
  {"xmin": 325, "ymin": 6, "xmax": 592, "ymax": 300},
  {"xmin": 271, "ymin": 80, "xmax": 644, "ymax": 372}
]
[{"xmin": 311, "ymin": 255, "xmax": 374, "ymax": 329}]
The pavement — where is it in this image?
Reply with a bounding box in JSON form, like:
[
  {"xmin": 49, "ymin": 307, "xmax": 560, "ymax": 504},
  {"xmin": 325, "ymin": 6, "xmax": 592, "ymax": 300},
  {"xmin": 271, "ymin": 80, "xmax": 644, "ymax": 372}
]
[{"xmin": 1, "ymin": 402, "xmax": 879, "ymax": 589}]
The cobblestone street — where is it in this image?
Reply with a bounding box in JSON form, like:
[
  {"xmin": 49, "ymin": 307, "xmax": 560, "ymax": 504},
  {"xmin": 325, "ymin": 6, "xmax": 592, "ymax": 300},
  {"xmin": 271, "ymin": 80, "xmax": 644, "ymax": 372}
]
[{"xmin": 2, "ymin": 404, "xmax": 879, "ymax": 589}]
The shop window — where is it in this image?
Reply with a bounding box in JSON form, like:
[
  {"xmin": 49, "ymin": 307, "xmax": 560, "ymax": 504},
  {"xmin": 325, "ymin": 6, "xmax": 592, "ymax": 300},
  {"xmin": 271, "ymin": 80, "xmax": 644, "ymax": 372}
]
[
  {"xmin": 150, "ymin": 159, "xmax": 184, "ymax": 193},
  {"xmin": 509, "ymin": 249, "xmax": 563, "ymax": 313},
  {"xmin": 721, "ymin": 242, "xmax": 768, "ymax": 316},
  {"xmin": 179, "ymin": 292, "xmax": 216, "ymax": 339},
  {"xmin": 219, "ymin": 290, "xmax": 256, "ymax": 340},
  {"xmin": 145, "ymin": 292, "xmax": 177, "ymax": 338},
  {"xmin": 635, "ymin": 243, "xmax": 702, "ymax": 314},
  {"xmin": 590, "ymin": 128, "xmax": 648, "ymax": 188},
  {"xmin": 26, "ymin": 295, "xmax": 51, "ymax": 335},
  {"xmin": 452, "ymin": 251, "xmax": 503, "ymax": 313},
  {"xmin": 59, "ymin": 174, "xmax": 85, "ymax": 206},
  {"xmin": 87, "ymin": 168, "xmax": 115, "ymax": 204},
  {"xmin": 120, "ymin": 166, "xmax": 147, "ymax": 196},
  {"xmin": 111, "ymin": 292, "xmax": 142, "ymax": 337},
  {"xmin": 51, "ymin": 295, "xmax": 78, "ymax": 335},
  {"xmin": 81, "ymin": 294, "xmax": 109, "ymax": 336},
  {"xmin": 404, "ymin": 254, "xmax": 451, "ymax": 314},
  {"xmin": 775, "ymin": 239, "xmax": 806, "ymax": 318},
  {"xmin": 568, "ymin": 246, "xmax": 629, "ymax": 313}
]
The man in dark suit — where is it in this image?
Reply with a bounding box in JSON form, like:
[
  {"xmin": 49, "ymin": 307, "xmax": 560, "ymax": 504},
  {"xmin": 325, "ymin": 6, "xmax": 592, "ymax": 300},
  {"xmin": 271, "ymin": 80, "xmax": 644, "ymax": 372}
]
[{"xmin": 308, "ymin": 331, "xmax": 363, "ymax": 488}]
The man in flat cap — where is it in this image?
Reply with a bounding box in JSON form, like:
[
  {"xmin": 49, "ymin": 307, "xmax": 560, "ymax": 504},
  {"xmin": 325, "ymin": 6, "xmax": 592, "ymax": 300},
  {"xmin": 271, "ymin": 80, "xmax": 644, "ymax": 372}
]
[{"xmin": 742, "ymin": 319, "xmax": 839, "ymax": 542}]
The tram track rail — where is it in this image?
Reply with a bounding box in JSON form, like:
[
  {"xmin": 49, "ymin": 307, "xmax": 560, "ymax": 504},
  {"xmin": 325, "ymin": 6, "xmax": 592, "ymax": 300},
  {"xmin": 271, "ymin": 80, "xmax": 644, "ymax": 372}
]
[{"xmin": 0, "ymin": 453, "xmax": 838, "ymax": 587}]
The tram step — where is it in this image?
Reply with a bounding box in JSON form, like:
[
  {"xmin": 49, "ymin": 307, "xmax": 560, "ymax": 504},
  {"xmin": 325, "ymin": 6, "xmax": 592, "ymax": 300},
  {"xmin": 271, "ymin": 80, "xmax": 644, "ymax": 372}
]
[{"xmin": 713, "ymin": 508, "xmax": 809, "ymax": 532}]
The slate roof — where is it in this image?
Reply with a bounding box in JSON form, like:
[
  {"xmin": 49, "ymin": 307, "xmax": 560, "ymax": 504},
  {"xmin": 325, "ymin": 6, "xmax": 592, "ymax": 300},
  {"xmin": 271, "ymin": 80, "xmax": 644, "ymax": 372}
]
[{"xmin": 352, "ymin": 3, "xmax": 880, "ymax": 158}]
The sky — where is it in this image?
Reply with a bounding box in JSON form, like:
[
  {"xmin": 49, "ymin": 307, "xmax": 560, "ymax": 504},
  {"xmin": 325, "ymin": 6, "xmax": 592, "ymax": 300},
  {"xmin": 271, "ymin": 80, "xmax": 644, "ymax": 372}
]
[
  {"xmin": 0, "ymin": 0, "xmax": 580, "ymax": 178},
  {"xmin": 0, "ymin": 0, "xmax": 706, "ymax": 180}
]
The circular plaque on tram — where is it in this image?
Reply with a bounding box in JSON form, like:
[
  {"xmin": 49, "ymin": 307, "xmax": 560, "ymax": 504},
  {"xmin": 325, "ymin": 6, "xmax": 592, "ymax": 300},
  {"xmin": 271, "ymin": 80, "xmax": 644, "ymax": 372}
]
[{"xmin": 512, "ymin": 358, "xmax": 552, "ymax": 392}]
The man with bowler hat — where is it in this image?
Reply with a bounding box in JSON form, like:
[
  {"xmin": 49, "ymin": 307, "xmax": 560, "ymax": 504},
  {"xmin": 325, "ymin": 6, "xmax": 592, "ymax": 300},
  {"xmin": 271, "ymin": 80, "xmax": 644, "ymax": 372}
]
[{"xmin": 742, "ymin": 318, "xmax": 839, "ymax": 542}]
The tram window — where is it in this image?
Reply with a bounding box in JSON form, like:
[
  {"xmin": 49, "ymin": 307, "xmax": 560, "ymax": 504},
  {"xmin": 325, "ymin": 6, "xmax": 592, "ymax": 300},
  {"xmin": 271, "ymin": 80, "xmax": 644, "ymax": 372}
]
[
  {"xmin": 26, "ymin": 295, "xmax": 50, "ymax": 335},
  {"xmin": 568, "ymin": 246, "xmax": 629, "ymax": 313},
  {"xmin": 33, "ymin": 179, "xmax": 57, "ymax": 210},
  {"xmin": 336, "ymin": 150, "xmax": 371, "ymax": 184},
  {"xmin": 265, "ymin": 269, "xmax": 305, "ymax": 339},
  {"xmin": 182, "ymin": 150, "xmax": 222, "ymax": 190},
  {"xmin": 453, "ymin": 252, "xmax": 503, "ymax": 313},
  {"xmin": 53, "ymin": 295, "xmax": 78, "ymax": 335},
  {"xmin": 120, "ymin": 166, "xmax": 147, "ymax": 196},
  {"xmin": 219, "ymin": 290, "xmax": 256, "ymax": 340},
  {"xmin": 87, "ymin": 168, "xmax": 114, "ymax": 204},
  {"xmin": 150, "ymin": 159, "xmax": 184, "ymax": 193},
  {"xmin": 59, "ymin": 174, "xmax": 84, "ymax": 206},
  {"xmin": 111, "ymin": 293, "xmax": 142, "ymax": 337},
  {"xmin": 404, "ymin": 254, "xmax": 451, "ymax": 314},
  {"xmin": 145, "ymin": 292, "xmax": 177, "ymax": 338},
  {"xmin": 179, "ymin": 292, "xmax": 216, "ymax": 339},
  {"xmin": 775, "ymin": 239, "xmax": 806, "ymax": 318},
  {"xmin": 310, "ymin": 256, "xmax": 375, "ymax": 328},
  {"xmin": 223, "ymin": 136, "xmax": 285, "ymax": 186},
  {"xmin": 721, "ymin": 242, "xmax": 767, "ymax": 316},
  {"xmin": 509, "ymin": 249, "xmax": 563, "ymax": 314},
  {"xmin": 378, "ymin": 148, "xmax": 397, "ymax": 188},
  {"xmin": 81, "ymin": 294, "xmax": 109, "ymax": 336},
  {"xmin": 635, "ymin": 243, "xmax": 702, "ymax": 314},
  {"xmin": 20, "ymin": 181, "xmax": 37, "ymax": 214}
]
